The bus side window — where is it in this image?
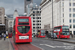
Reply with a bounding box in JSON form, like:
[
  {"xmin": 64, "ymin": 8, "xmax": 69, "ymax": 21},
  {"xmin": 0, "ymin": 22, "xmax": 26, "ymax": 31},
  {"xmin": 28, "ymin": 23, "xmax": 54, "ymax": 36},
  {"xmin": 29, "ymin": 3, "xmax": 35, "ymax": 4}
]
[{"xmin": 13, "ymin": 31, "xmax": 15, "ymax": 35}]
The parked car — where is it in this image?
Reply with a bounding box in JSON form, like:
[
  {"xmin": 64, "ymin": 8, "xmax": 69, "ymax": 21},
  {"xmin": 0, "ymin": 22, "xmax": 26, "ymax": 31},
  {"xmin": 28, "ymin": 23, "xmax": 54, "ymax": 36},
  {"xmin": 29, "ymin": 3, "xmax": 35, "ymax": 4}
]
[{"xmin": 50, "ymin": 33, "xmax": 57, "ymax": 39}]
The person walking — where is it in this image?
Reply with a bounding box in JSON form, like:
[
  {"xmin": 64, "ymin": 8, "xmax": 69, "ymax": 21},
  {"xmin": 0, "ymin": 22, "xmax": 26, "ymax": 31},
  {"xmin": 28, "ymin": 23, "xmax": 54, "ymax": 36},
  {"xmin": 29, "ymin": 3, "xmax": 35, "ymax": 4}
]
[{"xmin": 4, "ymin": 34, "xmax": 6, "ymax": 40}]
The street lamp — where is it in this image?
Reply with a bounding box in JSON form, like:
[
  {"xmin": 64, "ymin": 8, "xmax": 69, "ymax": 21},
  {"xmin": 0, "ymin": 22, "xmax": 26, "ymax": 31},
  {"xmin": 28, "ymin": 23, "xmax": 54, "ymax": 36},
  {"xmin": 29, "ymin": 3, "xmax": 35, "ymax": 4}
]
[
  {"xmin": 49, "ymin": 0, "xmax": 54, "ymax": 39},
  {"xmin": 52, "ymin": 0, "xmax": 54, "ymax": 39}
]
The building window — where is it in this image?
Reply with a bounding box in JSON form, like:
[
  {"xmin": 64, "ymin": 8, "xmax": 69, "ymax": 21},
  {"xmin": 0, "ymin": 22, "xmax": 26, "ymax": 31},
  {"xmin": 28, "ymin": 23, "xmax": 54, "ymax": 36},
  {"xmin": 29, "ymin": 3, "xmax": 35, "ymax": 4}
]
[
  {"xmin": 69, "ymin": 3, "xmax": 71, "ymax": 6},
  {"xmin": 33, "ymin": 11, "xmax": 35, "ymax": 13},
  {"xmin": 63, "ymin": 19, "xmax": 64, "ymax": 23},
  {"xmin": 69, "ymin": 8, "xmax": 71, "ymax": 12},
  {"xmin": 73, "ymin": 8, "xmax": 75, "ymax": 12},
  {"xmin": 33, "ymin": 30, "xmax": 35, "ymax": 32},
  {"xmin": 40, "ymin": 11, "xmax": 41, "ymax": 13},
  {"xmin": 37, "ymin": 20, "xmax": 39, "ymax": 22},
  {"xmin": 33, "ymin": 17, "xmax": 35, "ymax": 19},
  {"xmin": 33, "ymin": 14, "xmax": 35, "ymax": 16},
  {"xmin": 70, "ymin": 25, "xmax": 72, "ymax": 28},
  {"xmin": 62, "ymin": 8, "xmax": 64, "ymax": 12},
  {"xmin": 33, "ymin": 27, "xmax": 35, "ymax": 29},
  {"xmin": 40, "ymin": 20, "xmax": 41, "ymax": 22},
  {"xmin": 36, "ymin": 17, "xmax": 39, "ymax": 19},
  {"xmin": 33, "ymin": 20, "xmax": 35, "ymax": 22},
  {"xmin": 33, "ymin": 24, "xmax": 35, "ymax": 25},
  {"xmin": 74, "ymin": 31, "xmax": 75, "ymax": 35},
  {"xmin": 63, "ymin": 14, "xmax": 64, "ymax": 17},
  {"xmin": 37, "ymin": 11, "xmax": 39, "ymax": 13},
  {"xmin": 69, "ymin": 14, "xmax": 71, "ymax": 17},
  {"xmin": 69, "ymin": 0, "xmax": 71, "ymax": 1},
  {"xmin": 73, "ymin": 25, "xmax": 75, "ymax": 28},
  {"xmin": 36, "ymin": 24, "xmax": 39, "ymax": 25},
  {"xmin": 73, "ymin": 19, "xmax": 75, "ymax": 23},
  {"xmin": 73, "ymin": 3, "xmax": 75, "ymax": 6},
  {"xmin": 27, "ymin": 0, "xmax": 31, "ymax": 1},
  {"xmin": 69, "ymin": 19, "xmax": 71, "ymax": 23},
  {"xmin": 73, "ymin": 14, "xmax": 75, "ymax": 17}
]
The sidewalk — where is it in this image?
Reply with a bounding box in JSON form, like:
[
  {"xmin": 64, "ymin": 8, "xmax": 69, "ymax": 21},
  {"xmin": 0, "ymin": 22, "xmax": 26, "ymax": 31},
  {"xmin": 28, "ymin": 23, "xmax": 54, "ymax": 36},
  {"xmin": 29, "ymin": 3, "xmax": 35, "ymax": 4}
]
[{"xmin": 0, "ymin": 38, "xmax": 13, "ymax": 50}]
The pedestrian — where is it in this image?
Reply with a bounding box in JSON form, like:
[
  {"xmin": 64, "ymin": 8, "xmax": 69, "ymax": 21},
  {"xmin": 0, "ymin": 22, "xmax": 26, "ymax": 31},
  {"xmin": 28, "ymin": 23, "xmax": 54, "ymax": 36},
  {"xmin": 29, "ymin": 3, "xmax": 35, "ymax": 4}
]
[
  {"xmin": 72, "ymin": 34, "xmax": 73, "ymax": 38},
  {"xmin": 0, "ymin": 31, "xmax": 2, "ymax": 39},
  {"xmin": 34, "ymin": 33, "xmax": 35, "ymax": 37},
  {"xmin": 4, "ymin": 34, "xmax": 6, "ymax": 40}
]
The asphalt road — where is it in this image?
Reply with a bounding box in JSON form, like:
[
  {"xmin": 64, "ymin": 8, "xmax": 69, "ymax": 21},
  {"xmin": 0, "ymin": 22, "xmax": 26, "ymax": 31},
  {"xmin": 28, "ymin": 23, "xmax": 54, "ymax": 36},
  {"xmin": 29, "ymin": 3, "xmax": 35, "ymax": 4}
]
[{"xmin": 31, "ymin": 38, "xmax": 75, "ymax": 50}]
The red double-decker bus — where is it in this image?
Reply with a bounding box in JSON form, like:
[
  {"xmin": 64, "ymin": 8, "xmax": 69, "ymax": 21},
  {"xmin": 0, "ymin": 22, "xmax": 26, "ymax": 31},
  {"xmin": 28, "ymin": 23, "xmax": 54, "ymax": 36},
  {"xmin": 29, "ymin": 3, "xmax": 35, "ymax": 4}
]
[
  {"xmin": 53, "ymin": 25, "xmax": 70, "ymax": 39},
  {"xmin": 36, "ymin": 30, "xmax": 45, "ymax": 38},
  {"xmin": 13, "ymin": 16, "xmax": 32, "ymax": 43},
  {"xmin": 8, "ymin": 32, "xmax": 12, "ymax": 38}
]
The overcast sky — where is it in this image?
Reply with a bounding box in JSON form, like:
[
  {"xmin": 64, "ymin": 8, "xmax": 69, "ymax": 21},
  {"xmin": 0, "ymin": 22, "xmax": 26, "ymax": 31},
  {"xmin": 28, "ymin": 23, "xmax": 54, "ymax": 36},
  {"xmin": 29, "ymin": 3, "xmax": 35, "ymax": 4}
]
[{"xmin": 0, "ymin": 0, "xmax": 41, "ymax": 15}]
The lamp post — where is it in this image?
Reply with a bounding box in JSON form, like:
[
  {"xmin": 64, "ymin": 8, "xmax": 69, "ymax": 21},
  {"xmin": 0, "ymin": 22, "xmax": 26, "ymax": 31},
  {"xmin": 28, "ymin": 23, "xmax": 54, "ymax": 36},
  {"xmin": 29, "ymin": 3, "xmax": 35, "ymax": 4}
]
[
  {"xmin": 49, "ymin": 0, "xmax": 54, "ymax": 39},
  {"xmin": 52, "ymin": 0, "xmax": 54, "ymax": 39}
]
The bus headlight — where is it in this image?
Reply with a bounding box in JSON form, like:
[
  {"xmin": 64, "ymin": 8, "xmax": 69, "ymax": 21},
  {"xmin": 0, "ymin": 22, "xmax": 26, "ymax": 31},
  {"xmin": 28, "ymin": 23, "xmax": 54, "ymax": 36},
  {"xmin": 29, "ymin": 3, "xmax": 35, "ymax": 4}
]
[{"xmin": 16, "ymin": 32, "xmax": 17, "ymax": 34}]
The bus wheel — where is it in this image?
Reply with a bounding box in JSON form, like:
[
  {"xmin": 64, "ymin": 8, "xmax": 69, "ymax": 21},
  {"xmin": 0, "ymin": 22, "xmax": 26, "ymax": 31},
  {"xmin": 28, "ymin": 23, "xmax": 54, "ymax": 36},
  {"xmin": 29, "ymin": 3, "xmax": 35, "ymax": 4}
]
[
  {"xmin": 28, "ymin": 42, "xmax": 31, "ymax": 44},
  {"xmin": 59, "ymin": 36, "xmax": 60, "ymax": 39}
]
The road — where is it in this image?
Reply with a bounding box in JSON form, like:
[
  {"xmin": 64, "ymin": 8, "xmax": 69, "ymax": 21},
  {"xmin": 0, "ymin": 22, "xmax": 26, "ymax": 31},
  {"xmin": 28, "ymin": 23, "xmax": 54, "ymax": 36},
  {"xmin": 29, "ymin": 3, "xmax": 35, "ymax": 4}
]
[{"xmin": 31, "ymin": 38, "xmax": 75, "ymax": 50}]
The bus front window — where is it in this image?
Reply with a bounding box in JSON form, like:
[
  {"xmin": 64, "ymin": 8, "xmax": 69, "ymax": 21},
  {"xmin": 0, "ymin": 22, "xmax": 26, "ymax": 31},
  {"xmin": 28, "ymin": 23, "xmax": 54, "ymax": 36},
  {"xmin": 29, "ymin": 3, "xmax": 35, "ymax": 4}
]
[
  {"xmin": 62, "ymin": 32, "xmax": 69, "ymax": 35},
  {"xmin": 17, "ymin": 26, "xmax": 30, "ymax": 34},
  {"xmin": 41, "ymin": 33, "xmax": 45, "ymax": 36},
  {"xmin": 62, "ymin": 26, "xmax": 69, "ymax": 35},
  {"xmin": 41, "ymin": 30, "xmax": 45, "ymax": 36}
]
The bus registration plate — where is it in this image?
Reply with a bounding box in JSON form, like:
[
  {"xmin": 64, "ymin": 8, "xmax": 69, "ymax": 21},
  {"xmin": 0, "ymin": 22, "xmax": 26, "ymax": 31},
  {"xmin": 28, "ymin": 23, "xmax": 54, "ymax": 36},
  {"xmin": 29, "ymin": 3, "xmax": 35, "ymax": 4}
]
[{"xmin": 19, "ymin": 36, "xmax": 29, "ymax": 39}]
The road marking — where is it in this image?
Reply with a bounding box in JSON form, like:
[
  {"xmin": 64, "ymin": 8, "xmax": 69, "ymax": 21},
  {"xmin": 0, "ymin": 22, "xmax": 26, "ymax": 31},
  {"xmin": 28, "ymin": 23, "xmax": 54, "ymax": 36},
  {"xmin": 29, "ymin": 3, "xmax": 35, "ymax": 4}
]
[
  {"xmin": 40, "ymin": 44, "xmax": 75, "ymax": 49},
  {"xmin": 40, "ymin": 44, "xmax": 55, "ymax": 48},
  {"xmin": 63, "ymin": 43, "xmax": 75, "ymax": 46},
  {"xmin": 32, "ymin": 44, "xmax": 44, "ymax": 50}
]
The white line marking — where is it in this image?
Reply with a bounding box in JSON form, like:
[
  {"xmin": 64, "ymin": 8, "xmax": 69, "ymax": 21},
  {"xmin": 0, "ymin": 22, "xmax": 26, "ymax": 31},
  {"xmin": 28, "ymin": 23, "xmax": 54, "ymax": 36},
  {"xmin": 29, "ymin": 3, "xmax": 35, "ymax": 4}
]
[
  {"xmin": 40, "ymin": 44, "xmax": 55, "ymax": 48},
  {"xmin": 63, "ymin": 43, "xmax": 75, "ymax": 46},
  {"xmin": 32, "ymin": 44, "xmax": 44, "ymax": 50},
  {"xmin": 40, "ymin": 44, "xmax": 75, "ymax": 49}
]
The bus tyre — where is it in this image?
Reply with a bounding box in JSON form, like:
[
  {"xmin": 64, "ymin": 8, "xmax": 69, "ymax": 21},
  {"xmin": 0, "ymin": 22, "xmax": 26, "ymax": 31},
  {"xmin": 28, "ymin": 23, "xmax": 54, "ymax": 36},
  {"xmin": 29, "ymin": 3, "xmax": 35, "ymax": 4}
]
[
  {"xmin": 28, "ymin": 42, "xmax": 30, "ymax": 44},
  {"xmin": 59, "ymin": 36, "xmax": 60, "ymax": 39}
]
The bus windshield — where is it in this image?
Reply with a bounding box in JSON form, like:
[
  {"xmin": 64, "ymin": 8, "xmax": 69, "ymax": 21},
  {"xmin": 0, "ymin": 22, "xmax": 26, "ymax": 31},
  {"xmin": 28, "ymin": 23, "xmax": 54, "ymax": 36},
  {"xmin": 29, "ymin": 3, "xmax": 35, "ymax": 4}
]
[
  {"xmin": 17, "ymin": 26, "xmax": 30, "ymax": 34},
  {"xmin": 62, "ymin": 32, "xmax": 69, "ymax": 35},
  {"xmin": 41, "ymin": 30, "xmax": 45, "ymax": 36}
]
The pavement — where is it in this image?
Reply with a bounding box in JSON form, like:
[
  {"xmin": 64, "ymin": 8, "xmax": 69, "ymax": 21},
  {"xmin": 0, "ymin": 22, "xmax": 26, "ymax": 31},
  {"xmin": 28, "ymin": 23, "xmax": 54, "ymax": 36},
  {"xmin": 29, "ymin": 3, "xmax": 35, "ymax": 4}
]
[{"xmin": 0, "ymin": 38, "xmax": 13, "ymax": 50}]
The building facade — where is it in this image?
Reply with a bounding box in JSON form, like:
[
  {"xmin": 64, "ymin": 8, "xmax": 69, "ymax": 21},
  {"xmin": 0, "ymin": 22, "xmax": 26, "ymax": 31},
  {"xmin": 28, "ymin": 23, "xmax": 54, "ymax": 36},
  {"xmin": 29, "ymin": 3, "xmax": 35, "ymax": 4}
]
[
  {"xmin": 13, "ymin": 9, "xmax": 19, "ymax": 19},
  {"xmin": 7, "ymin": 15, "xmax": 14, "ymax": 32},
  {"xmin": 8, "ymin": 9, "xmax": 19, "ymax": 32},
  {"xmin": 29, "ymin": 6, "xmax": 41, "ymax": 34},
  {"xmin": 40, "ymin": 0, "xmax": 61, "ymax": 32},
  {"xmin": 0, "ymin": 7, "xmax": 5, "ymax": 24},
  {"xmin": 0, "ymin": 7, "xmax": 8, "ymax": 33},
  {"xmin": 24, "ymin": 0, "xmax": 33, "ymax": 13},
  {"xmin": 40, "ymin": 0, "xmax": 75, "ymax": 35}
]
